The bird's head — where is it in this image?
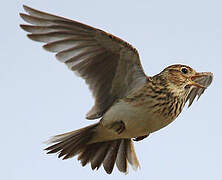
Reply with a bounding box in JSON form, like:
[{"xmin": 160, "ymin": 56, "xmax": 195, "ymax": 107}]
[{"xmin": 158, "ymin": 64, "xmax": 213, "ymax": 98}]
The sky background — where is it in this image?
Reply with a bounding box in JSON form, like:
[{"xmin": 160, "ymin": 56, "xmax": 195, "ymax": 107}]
[{"xmin": 1, "ymin": 0, "xmax": 222, "ymax": 179}]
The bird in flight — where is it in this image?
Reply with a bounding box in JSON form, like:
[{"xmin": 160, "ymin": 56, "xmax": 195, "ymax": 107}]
[{"xmin": 20, "ymin": 5, "xmax": 213, "ymax": 174}]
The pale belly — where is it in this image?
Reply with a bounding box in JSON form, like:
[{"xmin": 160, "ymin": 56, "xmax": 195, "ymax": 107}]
[{"xmin": 92, "ymin": 100, "xmax": 176, "ymax": 143}]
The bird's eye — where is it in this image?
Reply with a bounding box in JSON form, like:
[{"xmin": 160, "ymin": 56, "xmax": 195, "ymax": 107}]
[{"xmin": 181, "ymin": 67, "xmax": 188, "ymax": 74}]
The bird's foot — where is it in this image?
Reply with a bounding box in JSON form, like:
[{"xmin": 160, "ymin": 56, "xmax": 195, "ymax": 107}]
[
  {"xmin": 107, "ymin": 120, "xmax": 125, "ymax": 134},
  {"xmin": 133, "ymin": 134, "xmax": 149, "ymax": 141}
]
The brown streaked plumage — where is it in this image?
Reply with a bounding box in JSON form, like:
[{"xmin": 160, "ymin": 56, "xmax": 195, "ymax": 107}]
[{"xmin": 20, "ymin": 5, "xmax": 213, "ymax": 174}]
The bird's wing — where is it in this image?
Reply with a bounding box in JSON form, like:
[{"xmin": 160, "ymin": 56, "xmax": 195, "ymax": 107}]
[
  {"xmin": 20, "ymin": 5, "xmax": 147, "ymax": 120},
  {"xmin": 186, "ymin": 72, "xmax": 213, "ymax": 107}
]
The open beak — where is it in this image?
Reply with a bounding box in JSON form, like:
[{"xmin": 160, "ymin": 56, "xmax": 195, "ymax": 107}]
[{"xmin": 186, "ymin": 72, "xmax": 213, "ymax": 89}]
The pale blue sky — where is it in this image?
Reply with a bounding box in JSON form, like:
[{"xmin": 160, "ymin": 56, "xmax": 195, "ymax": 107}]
[{"xmin": 1, "ymin": 0, "xmax": 221, "ymax": 179}]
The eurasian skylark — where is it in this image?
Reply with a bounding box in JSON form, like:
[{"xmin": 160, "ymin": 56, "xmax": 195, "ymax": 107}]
[{"xmin": 20, "ymin": 5, "xmax": 213, "ymax": 174}]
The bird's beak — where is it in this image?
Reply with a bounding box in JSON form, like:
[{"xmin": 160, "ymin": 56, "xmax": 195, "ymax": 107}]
[{"xmin": 186, "ymin": 72, "xmax": 213, "ymax": 89}]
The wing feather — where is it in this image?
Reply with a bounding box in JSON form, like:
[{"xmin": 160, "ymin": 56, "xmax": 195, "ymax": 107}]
[{"xmin": 20, "ymin": 5, "xmax": 147, "ymax": 119}]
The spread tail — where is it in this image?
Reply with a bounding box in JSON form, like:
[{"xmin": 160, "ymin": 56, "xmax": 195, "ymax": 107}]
[{"xmin": 45, "ymin": 123, "xmax": 140, "ymax": 174}]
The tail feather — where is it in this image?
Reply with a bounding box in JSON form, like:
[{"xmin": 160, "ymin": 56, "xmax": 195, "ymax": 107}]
[
  {"xmin": 78, "ymin": 143, "xmax": 101, "ymax": 166},
  {"xmin": 103, "ymin": 140, "xmax": 121, "ymax": 174},
  {"xmin": 45, "ymin": 123, "xmax": 140, "ymax": 174},
  {"xmin": 45, "ymin": 123, "xmax": 97, "ymax": 159},
  {"xmin": 116, "ymin": 140, "xmax": 128, "ymax": 173},
  {"xmin": 61, "ymin": 132, "xmax": 92, "ymax": 159},
  {"xmin": 126, "ymin": 139, "xmax": 140, "ymax": 170},
  {"xmin": 90, "ymin": 142, "xmax": 109, "ymax": 170}
]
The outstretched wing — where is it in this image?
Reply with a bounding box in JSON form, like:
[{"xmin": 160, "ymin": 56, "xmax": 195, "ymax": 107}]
[
  {"xmin": 186, "ymin": 72, "xmax": 213, "ymax": 107},
  {"xmin": 20, "ymin": 5, "xmax": 147, "ymax": 119}
]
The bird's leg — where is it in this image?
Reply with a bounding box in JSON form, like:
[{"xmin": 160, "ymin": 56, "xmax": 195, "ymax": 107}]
[
  {"xmin": 106, "ymin": 120, "xmax": 125, "ymax": 134},
  {"xmin": 133, "ymin": 134, "xmax": 150, "ymax": 141}
]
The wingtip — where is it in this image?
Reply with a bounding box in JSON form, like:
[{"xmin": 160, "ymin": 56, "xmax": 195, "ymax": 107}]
[
  {"xmin": 26, "ymin": 33, "xmax": 44, "ymax": 42},
  {"xmin": 19, "ymin": 12, "xmax": 25, "ymax": 19},
  {"xmin": 26, "ymin": 34, "xmax": 34, "ymax": 40},
  {"xmin": 20, "ymin": 24, "xmax": 35, "ymax": 33},
  {"xmin": 42, "ymin": 44, "xmax": 49, "ymax": 51},
  {"xmin": 42, "ymin": 44, "xmax": 55, "ymax": 52},
  {"xmin": 19, "ymin": 24, "xmax": 27, "ymax": 31},
  {"xmin": 23, "ymin": 4, "xmax": 31, "ymax": 12},
  {"xmin": 23, "ymin": 4, "xmax": 41, "ymax": 16}
]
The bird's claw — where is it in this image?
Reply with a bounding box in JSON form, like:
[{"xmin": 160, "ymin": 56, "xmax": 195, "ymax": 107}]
[
  {"xmin": 133, "ymin": 135, "xmax": 149, "ymax": 141},
  {"xmin": 106, "ymin": 120, "xmax": 125, "ymax": 134}
]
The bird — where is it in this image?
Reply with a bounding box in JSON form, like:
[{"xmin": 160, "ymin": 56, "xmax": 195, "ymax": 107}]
[{"xmin": 19, "ymin": 5, "xmax": 213, "ymax": 174}]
